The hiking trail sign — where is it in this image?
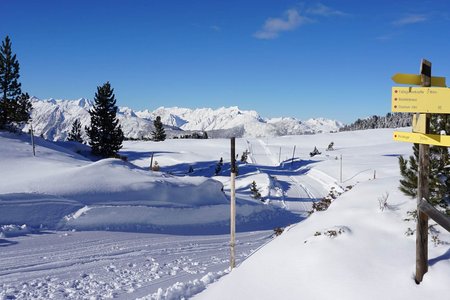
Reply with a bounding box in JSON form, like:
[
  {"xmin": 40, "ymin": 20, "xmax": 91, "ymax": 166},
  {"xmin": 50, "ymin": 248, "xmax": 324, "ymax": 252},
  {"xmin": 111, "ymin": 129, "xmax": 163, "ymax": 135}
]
[
  {"xmin": 392, "ymin": 59, "xmax": 450, "ymax": 285},
  {"xmin": 392, "ymin": 86, "xmax": 450, "ymax": 114}
]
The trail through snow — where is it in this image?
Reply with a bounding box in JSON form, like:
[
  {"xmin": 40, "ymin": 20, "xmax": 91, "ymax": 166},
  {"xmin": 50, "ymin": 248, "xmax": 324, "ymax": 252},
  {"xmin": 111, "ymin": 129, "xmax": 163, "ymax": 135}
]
[
  {"xmin": 0, "ymin": 231, "xmax": 272, "ymax": 299},
  {"xmin": 247, "ymin": 139, "xmax": 330, "ymax": 215},
  {"xmin": 0, "ymin": 133, "xmax": 339, "ymax": 300}
]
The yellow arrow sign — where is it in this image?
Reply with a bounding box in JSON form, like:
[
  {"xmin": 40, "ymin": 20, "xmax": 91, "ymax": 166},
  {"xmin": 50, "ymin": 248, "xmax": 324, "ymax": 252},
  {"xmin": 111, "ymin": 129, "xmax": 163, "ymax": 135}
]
[
  {"xmin": 393, "ymin": 131, "xmax": 450, "ymax": 147},
  {"xmin": 392, "ymin": 73, "xmax": 446, "ymax": 87},
  {"xmin": 392, "ymin": 86, "xmax": 450, "ymax": 113}
]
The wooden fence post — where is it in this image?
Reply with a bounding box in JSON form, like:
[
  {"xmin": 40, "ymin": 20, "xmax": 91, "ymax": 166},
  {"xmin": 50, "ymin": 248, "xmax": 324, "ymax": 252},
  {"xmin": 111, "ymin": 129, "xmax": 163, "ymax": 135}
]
[
  {"xmin": 30, "ymin": 123, "xmax": 35, "ymax": 157},
  {"xmin": 291, "ymin": 145, "xmax": 296, "ymax": 168},
  {"xmin": 415, "ymin": 59, "xmax": 431, "ymax": 284},
  {"xmin": 230, "ymin": 137, "xmax": 236, "ymax": 269}
]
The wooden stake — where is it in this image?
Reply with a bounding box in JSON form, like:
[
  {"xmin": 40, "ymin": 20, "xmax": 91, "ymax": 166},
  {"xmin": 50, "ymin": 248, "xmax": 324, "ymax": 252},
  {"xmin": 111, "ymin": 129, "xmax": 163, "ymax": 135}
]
[
  {"xmin": 415, "ymin": 59, "xmax": 431, "ymax": 284},
  {"xmin": 30, "ymin": 123, "xmax": 35, "ymax": 157},
  {"xmin": 291, "ymin": 145, "xmax": 296, "ymax": 168},
  {"xmin": 340, "ymin": 154, "xmax": 343, "ymax": 183},
  {"xmin": 230, "ymin": 137, "xmax": 236, "ymax": 269},
  {"xmin": 150, "ymin": 153, "xmax": 154, "ymax": 170},
  {"xmin": 278, "ymin": 147, "xmax": 281, "ymax": 164}
]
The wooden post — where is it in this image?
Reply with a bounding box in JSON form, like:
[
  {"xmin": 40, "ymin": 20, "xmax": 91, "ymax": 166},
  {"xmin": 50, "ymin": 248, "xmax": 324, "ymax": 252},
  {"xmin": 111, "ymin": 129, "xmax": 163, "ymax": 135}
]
[
  {"xmin": 150, "ymin": 153, "xmax": 154, "ymax": 170},
  {"xmin": 30, "ymin": 123, "xmax": 35, "ymax": 157},
  {"xmin": 415, "ymin": 59, "xmax": 431, "ymax": 284},
  {"xmin": 230, "ymin": 137, "xmax": 236, "ymax": 269},
  {"xmin": 340, "ymin": 154, "xmax": 343, "ymax": 183},
  {"xmin": 291, "ymin": 145, "xmax": 296, "ymax": 168},
  {"xmin": 278, "ymin": 147, "xmax": 281, "ymax": 164}
]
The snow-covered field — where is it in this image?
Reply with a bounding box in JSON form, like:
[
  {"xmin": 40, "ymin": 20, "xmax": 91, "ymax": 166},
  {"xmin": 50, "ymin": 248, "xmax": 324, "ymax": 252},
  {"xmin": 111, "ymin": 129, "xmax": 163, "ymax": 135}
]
[{"xmin": 1, "ymin": 128, "xmax": 449, "ymax": 299}]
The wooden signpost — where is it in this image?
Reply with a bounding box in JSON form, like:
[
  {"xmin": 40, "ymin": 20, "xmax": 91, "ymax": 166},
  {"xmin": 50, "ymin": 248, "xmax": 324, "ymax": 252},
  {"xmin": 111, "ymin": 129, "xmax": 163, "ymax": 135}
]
[{"xmin": 392, "ymin": 59, "xmax": 450, "ymax": 284}]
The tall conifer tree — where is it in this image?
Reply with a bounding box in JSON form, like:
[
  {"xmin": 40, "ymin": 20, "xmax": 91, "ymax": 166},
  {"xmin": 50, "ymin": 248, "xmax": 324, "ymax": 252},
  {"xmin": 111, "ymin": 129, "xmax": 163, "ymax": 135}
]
[
  {"xmin": 0, "ymin": 36, "xmax": 31, "ymax": 129},
  {"xmin": 151, "ymin": 116, "xmax": 166, "ymax": 141},
  {"xmin": 86, "ymin": 82, "xmax": 124, "ymax": 157}
]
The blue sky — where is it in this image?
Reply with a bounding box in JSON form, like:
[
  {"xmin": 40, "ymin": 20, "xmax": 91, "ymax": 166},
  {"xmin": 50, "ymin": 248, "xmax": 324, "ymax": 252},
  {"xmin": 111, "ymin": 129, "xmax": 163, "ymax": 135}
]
[{"xmin": 1, "ymin": 0, "xmax": 450, "ymax": 123}]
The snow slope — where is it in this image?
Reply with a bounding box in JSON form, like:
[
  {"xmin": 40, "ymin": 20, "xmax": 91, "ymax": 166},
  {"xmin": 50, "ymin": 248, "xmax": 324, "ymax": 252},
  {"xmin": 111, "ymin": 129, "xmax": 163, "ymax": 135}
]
[
  {"xmin": 0, "ymin": 131, "xmax": 297, "ymax": 234},
  {"xmin": 194, "ymin": 129, "xmax": 450, "ymax": 300},
  {"xmin": 25, "ymin": 98, "xmax": 342, "ymax": 140},
  {"xmin": 1, "ymin": 127, "xmax": 449, "ymax": 299}
]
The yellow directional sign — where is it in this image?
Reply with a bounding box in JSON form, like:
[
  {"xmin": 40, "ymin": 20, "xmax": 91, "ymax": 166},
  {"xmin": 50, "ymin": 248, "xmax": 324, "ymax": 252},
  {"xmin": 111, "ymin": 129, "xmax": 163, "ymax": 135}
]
[
  {"xmin": 393, "ymin": 131, "xmax": 450, "ymax": 147},
  {"xmin": 412, "ymin": 113, "xmax": 427, "ymax": 134},
  {"xmin": 392, "ymin": 87, "xmax": 450, "ymax": 113},
  {"xmin": 392, "ymin": 73, "xmax": 446, "ymax": 87}
]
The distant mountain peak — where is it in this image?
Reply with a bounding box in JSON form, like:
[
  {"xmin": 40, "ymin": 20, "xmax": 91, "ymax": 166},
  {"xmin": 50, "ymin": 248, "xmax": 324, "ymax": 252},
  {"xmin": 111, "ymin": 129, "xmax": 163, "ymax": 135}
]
[{"xmin": 26, "ymin": 97, "xmax": 343, "ymax": 140}]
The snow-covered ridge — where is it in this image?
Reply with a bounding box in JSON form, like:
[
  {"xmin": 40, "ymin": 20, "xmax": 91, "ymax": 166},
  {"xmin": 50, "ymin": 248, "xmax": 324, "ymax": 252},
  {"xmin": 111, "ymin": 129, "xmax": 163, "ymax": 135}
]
[{"xmin": 27, "ymin": 98, "xmax": 343, "ymax": 141}]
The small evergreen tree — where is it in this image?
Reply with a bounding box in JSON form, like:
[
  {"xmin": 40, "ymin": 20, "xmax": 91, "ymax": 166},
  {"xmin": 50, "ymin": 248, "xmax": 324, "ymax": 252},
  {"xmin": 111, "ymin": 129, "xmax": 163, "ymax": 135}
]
[
  {"xmin": 67, "ymin": 119, "xmax": 83, "ymax": 143},
  {"xmin": 250, "ymin": 181, "xmax": 261, "ymax": 199},
  {"xmin": 215, "ymin": 157, "xmax": 223, "ymax": 175},
  {"xmin": 0, "ymin": 36, "xmax": 31, "ymax": 130},
  {"xmin": 152, "ymin": 160, "xmax": 160, "ymax": 171},
  {"xmin": 152, "ymin": 116, "xmax": 166, "ymax": 141},
  {"xmin": 309, "ymin": 146, "xmax": 321, "ymax": 157},
  {"xmin": 326, "ymin": 142, "xmax": 334, "ymax": 151},
  {"xmin": 241, "ymin": 150, "xmax": 248, "ymax": 163},
  {"xmin": 86, "ymin": 82, "xmax": 124, "ymax": 157}
]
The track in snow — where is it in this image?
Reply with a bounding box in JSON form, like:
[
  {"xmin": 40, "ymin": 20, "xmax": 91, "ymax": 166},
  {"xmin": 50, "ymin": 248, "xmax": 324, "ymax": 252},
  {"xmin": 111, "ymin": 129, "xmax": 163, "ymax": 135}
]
[
  {"xmin": 248, "ymin": 139, "xmax": 330, "ymax": 215},
  {"xmin": 0, "ymin": 230, "xmax": 272, "ymax": 299}
]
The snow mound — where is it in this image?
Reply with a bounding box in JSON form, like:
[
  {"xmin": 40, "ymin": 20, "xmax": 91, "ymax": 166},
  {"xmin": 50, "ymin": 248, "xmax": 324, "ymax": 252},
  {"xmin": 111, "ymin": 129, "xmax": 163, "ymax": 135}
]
[{"xmin": 0, "ymin": 132, "xmax": 297, "ymax": 233}]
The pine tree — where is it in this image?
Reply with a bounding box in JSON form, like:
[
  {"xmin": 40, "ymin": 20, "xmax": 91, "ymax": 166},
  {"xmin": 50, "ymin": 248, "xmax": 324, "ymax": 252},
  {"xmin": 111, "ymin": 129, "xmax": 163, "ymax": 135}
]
[
  {"xmin": 86, "ymin": 82, "xmax": 124, "ymax": 157},
  {"xmin": 241, "ymin": 150, "xmax": 248, "ymax": 163},
  {"xmin": 398, "ymin": 115, "xmax": 450, "ymax": 214},
  {"xmin": 0, "ymin": 36, "xmax": 31, "ymax": 129},
  {"xmin": 67, "ymin": 119, "xmax": 83, "ymax": 143},
  {"xmin": 214, "ymin": 157, "xmax": 223, "ymax": 175},
  {"xmin": 250, "ymin": 181, "xmax": 261, "ymax": 199},
  {"xmin": 399, "ymin": 143, "xmax": 419, "ymax": 198},
  {"xmin": 151, "ymin": 116, "xmax": 166, "ymax": 141}
]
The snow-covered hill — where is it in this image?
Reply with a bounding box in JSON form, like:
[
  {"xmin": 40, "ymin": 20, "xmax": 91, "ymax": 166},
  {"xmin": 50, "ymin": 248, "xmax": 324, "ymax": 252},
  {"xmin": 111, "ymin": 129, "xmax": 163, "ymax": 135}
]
[
  {"xmin": 1, "ymin": 128, "xmax": 449, "ymax": 299},
  {"xmin": 26, "ymin": 98, "xmax": 343, "ymax": 141}
]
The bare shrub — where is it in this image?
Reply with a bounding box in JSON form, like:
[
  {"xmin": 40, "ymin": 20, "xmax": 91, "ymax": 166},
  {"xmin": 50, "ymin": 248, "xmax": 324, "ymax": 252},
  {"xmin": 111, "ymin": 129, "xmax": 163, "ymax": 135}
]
[{"xmin": 378, "ymin": 192, "xmax": 389, "ymax": 211}]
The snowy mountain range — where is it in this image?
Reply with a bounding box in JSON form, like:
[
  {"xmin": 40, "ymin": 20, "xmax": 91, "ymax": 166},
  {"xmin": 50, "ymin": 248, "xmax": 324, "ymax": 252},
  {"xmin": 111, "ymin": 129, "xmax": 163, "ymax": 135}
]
[{"xmin": 25, "ymin": 97, "xmax": 343, "ymax": 141}]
